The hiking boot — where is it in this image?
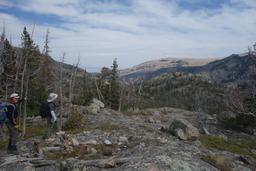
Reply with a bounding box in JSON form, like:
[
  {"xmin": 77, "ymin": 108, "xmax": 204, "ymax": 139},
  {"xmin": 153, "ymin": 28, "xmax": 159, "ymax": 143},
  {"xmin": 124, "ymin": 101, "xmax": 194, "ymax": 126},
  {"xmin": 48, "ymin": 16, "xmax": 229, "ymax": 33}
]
[
  {"xmin": 7, "ymin": 145, "xmax": 19, "ymax": 155},
  {"xmin": 56, "ymin": 131, "xmax": 65, "ymax": 135},
  {"xmin": 7, "ymin": 149, "xmax": 19, "ymax": 155}
]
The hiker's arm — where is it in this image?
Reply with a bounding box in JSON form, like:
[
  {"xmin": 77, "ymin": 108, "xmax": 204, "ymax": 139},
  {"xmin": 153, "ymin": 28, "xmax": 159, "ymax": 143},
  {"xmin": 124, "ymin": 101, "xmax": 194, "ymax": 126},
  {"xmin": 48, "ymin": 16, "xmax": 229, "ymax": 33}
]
[
  {"xmin": 50, "ymin": 110, "xmax": 57, "ymax": 122},
  {"xmin": 49, "ymin": 103, "xmax": 57, "ymax": 122}
]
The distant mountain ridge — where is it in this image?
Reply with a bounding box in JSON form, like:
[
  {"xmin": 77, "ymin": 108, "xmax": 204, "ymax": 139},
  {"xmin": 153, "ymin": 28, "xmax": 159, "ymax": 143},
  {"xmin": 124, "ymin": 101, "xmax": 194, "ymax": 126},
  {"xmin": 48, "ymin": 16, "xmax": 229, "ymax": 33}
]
[
  {"xmin": 120, "ymin": 53, "xmax": 256, "ymax": 84},
  {"xmin": 120, "ymin": 57, "xmax": 217, "ymax": 77}
]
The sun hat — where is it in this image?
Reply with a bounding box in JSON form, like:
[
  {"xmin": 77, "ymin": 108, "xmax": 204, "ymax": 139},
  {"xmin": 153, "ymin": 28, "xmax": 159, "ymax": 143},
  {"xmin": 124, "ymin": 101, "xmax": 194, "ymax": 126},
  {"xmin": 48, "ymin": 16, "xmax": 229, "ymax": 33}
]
[
  {"xmin": 9, "ymin": 93, "xmax": 20, "ymax": 99},
  {"xmin": 47, "ymin": 93, "xmax": 58, "ymax": 102}
]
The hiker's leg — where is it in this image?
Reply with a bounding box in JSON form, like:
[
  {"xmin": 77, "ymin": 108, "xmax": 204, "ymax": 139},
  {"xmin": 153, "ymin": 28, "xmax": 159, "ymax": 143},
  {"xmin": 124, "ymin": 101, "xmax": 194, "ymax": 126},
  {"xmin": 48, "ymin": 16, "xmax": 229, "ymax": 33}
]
[
  {"xmin": 0, "ymin": 123, "xmax": 4, "ymax": 140},
  {"xmin": 6, "ymin": 122, "xmax": 18, "ymax": 150},
  {"xmin": 56, "ymin": 119, "xmax": 61, "ymax": 132},
  {"xmin": 43, "ymin": 117, "xmax": 53, "ymax": 139}
]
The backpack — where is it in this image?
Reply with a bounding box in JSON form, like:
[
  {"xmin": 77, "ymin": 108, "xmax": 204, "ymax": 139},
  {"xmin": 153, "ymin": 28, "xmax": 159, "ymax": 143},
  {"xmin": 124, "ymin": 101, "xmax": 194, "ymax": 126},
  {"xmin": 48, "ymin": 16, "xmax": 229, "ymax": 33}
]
[
  {"xmin": 39, "ymin": 102, "xmax": 51, "ymax": 118},
  {"xmin": 0, "ymin": 103, "xmax": 8, "ymax": 123}
]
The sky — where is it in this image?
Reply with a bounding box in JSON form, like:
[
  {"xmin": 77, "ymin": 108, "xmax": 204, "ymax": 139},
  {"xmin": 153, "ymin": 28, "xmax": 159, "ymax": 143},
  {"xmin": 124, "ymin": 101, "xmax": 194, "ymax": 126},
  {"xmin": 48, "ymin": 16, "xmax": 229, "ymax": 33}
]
[{"xmin": 0, "ymin": 0, "xmax": 255, "ymax": 72}]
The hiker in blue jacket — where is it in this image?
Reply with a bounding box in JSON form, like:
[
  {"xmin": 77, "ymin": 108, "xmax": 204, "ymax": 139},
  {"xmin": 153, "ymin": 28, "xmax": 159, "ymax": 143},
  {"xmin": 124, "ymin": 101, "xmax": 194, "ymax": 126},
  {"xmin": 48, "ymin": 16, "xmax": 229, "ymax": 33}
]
[
  {"xmin": 0, "ymin": 99, "xmax": 4, "ymax": 140},
  {"xmin": 6, "ymin": 93, "xmax": 20, "ymax": 154}
]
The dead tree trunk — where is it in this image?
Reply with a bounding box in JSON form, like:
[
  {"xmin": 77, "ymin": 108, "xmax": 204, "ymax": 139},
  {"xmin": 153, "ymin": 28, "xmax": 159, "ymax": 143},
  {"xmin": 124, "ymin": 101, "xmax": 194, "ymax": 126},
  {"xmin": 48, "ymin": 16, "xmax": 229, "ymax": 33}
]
[
  {"xmin": 94, "ymin": 78, "xmax": 104, "ymax": 102},
  {"xmin": 19, "ymin": 55, "xmax": 27, "ymax": 128},
  {"xmin": 59, "ymin": 53, "xmax": 65, "ymax": 130},
  {"xmin": 118, "ymin": 85, "xmax": 124, "ymax": 112},
  {"xmin": 68, "ymin": 58, "xmax": 80, "ymax": 116},
  {"xmin": 14, "ymin": 52, "xmax": 22, "ymax": 92},
  {"xmin": 22, "ymin": 74, "xmax": 29, "ymax": 137}
]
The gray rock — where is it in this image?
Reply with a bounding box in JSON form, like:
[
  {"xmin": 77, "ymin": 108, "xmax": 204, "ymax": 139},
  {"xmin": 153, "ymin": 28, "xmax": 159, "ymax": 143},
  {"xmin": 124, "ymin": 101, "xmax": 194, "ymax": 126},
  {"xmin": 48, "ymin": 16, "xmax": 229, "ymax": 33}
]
[
  {"xmin": 175, "ymin": 128, "xmax": 187, "ymax": 140},
  {"xmin": 104, "ymin": 140, "xmax": 112, "ymax": 145},
  {"xmin": 148, "ymin": 118, "xmax": 155, "ymax": 123},
  {"xmin": 90, "ymin": 147, "xmax": 97, "ymax": 154},
  {"xmin": 146, "ymin": 164, "xmax": 162, "ymax": 171},
  {"xmin": 168, "ymin": 119, "xmax": 200, "ymax": 140},
  {"xmin": 71, "ymin": 138, "xmax": 79, "ymax": 146},
  {"xmin": 119, "ymin": 136, "xmax": 128, "ymax": 144},
  {"xmin": 87, "ymin": 98, "xmax": 105, "ymax": 114}
]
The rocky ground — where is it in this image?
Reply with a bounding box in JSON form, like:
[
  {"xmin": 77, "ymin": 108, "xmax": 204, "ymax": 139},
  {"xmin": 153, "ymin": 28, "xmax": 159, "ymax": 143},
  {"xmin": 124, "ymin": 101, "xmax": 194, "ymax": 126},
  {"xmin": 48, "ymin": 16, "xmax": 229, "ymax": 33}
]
[{"xmin": 0, "ymin": 106, "xmax": 255, "ymax": 171}]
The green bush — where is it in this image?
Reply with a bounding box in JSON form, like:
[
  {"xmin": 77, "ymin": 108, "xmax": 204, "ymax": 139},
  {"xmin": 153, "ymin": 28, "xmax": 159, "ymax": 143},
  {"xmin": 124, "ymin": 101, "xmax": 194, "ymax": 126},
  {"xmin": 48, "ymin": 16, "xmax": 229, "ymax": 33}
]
[
  {"xmin": 200, "ymin": 135, "xmax": 256, "ymax": 159},
  {"xmin": 63, "ymin": 109, "xmax": 86, "ymax": 132}
]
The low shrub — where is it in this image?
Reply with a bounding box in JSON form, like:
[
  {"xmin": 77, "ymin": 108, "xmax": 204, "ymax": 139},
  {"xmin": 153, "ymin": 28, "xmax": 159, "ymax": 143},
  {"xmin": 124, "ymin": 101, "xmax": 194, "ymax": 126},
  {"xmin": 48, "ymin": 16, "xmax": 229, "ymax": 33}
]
[{"xmin": 200, "ymin": 135, "xmax": 256, "ymax": 159}]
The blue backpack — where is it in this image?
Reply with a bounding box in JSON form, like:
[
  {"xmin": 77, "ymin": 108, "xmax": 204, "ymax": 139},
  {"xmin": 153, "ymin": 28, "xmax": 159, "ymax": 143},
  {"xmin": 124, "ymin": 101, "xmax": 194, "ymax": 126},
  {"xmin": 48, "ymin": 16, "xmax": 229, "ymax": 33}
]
[{"xmin": 0, "ymin": 103, "xmax": 8, "ymax": 123}]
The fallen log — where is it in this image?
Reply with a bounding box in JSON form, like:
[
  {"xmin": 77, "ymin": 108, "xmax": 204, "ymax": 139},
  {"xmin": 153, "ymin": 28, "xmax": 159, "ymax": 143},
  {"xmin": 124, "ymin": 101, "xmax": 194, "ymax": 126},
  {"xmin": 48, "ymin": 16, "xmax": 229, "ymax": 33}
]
[
  {"xmin": 30, "ymin": 159, "xmax": 55, "ymax": 167},
  {"xmin": 67, "ymin": 156, "xmax": 141, "ymax": 168},
  {"xmin": 0, "ymin": 157, "xmax": 43, "ymax": 167},
  {"xmin": 41, "ymin": 147, "xmax": 63, "ymax": 152}
]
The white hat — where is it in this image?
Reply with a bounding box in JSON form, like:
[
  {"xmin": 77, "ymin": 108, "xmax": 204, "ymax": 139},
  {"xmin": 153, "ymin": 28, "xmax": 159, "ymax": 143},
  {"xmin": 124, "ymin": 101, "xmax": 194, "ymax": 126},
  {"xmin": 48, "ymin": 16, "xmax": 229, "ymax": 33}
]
[
  {"xmin": 9, "ymin": 93, "xmax": 20, "ymax": 99},
  {"xmin": 47, "ymin": 93, "xmax": 58, "ymax": 102}
]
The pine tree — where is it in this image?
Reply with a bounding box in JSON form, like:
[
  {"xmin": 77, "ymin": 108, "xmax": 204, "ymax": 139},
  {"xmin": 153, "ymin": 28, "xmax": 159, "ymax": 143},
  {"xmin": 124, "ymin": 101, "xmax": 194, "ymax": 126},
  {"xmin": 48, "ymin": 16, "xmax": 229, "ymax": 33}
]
[
  {"xmin": 99, "ymin": 66, "xmax": 111, "ymax": 105},
  {"xmin": 0, "ymin": 29, "xmax": 17, "ymax": 99},
  {"xmin": 20, "ymin": 27, "xmax": 41, "ymax": 136},
  {"xmin": 109, "ymin": 59, "xmax": 120, "ymax": 110}
]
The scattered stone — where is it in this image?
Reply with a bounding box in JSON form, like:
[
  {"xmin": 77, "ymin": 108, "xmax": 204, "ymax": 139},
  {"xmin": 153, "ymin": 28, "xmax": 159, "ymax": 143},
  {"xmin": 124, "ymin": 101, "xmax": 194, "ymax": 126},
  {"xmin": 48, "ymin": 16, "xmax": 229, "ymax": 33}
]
[
  {"xmin": 202, "ymin": 127, "xmax": 210, "ymax": 135},
  {"xmin": 157, "ymin": 137, "xmax": 168, "ymax": 143},
  {"xmin": 153, "ymin": 111, "xmax": 161, "ymax": 116},
  {"xmin": 238, "ymin": 156, "xmax": 251, "ymax": 165},
  {"xmin": 88, "ymin": 98, "xmax": 105, "ymax": 113},
  {"xmin": 90, "ymin": 147, "xmax": 97, "ymax": 154},
  {"xmin": 119, "ymin": 136, "xmax": 128, "ymax": 144},
  {"xmin": 104, "ymin": 140, "xmax": 112, "ymax": 145},
  {"xmin": 146, "ymin": 164, "xmax": 162, "ymax": 171},
  {"xmin": 92, "ymin": 98, "xmax": 104, "ymax": 108},
  {"xmin": 175, "ymin": 128, "xmax": 187, "ymax": 140},
  {"xmin": 81, "ymin": 139, "xmax": 98, "ymax": 145},
  {"xmin": 1, "ymin": 107, "xmax": 255, "ymax": 171},
  {"xmin": 155, "ymin": 120, "xmax": 161, "ymax": 124},
  {"xmin": 168, "ymin": 119, "xmax": 200, "ymax": 140},
  {"xmin": 139, "ymin": 142, "xmax": 145, "ymax": 148},
  {"xmin": 148, "ymin": 117, "xmax": 155, "ymax": 123},
  {"xmin": 71, "ymin": 138, "xmax": 79, "ymax": 146},
  {"xmin": 99, "ymin": 157, "xmax": 116, "ymax": 168}
]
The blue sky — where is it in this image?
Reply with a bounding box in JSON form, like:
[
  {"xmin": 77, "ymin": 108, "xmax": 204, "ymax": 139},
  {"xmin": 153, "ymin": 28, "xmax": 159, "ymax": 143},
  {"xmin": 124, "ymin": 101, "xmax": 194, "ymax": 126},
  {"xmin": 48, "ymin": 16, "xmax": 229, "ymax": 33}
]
[{"xmin": 0, "ymin": 0, "xmax": 255, "ymax": 71}]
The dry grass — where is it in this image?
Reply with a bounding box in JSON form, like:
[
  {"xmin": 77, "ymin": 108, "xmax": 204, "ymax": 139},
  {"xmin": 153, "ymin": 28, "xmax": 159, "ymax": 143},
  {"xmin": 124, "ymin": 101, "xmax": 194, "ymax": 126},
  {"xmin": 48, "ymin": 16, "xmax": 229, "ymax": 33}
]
[
  {"xmin": 202, "ymin": 155, "xmax": 233, "ymax": 171},
  {"xmin": 45, "ymin": 143, "xmax": 118, "ymax": 160},
  {"xmin": 94, "ymin": 122, "xmax": 121, "ymax": 132}
]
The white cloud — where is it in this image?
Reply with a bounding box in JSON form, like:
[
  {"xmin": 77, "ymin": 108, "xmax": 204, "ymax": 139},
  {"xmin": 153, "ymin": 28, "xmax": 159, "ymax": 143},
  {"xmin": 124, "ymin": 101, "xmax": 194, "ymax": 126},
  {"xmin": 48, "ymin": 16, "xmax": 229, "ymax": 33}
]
[
  {"xmin": 16, "ymin": 0, "xmax": 80, "ymax": 17},
  {"xmin": 1, "ymin": 0, "xmax": 256, "ymax": 71},
  {"xmin": 0, "ymin": 0, "xmax": 13, "ymax": 7}
]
